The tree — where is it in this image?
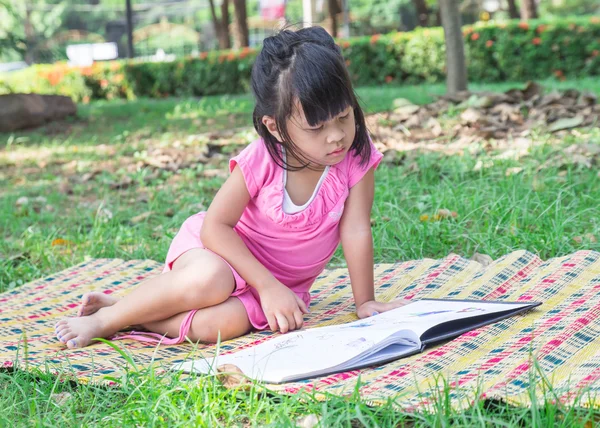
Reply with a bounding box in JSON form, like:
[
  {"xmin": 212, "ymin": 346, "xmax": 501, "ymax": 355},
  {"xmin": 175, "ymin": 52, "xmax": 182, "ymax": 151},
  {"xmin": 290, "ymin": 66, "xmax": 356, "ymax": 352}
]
[
  {"xmin": 328, "ymin": 0, "xmax": 342, "ymax": 37},
  {"xmin": 412, "ymin": 0, "xmax": 430, "ymax": 27},
  {"xmin": 439, "ymin": 0, "xmax": 467, "ymax": 94},
  {"xmin": 232, "ymin": 0, "xmax": 249, "ymax": 48},
  {"xmin": 208, "ymin": 0, "xmax": 231, "ymax": 49},
  {"xmin": 520, "ymin": 0, "xmax": 538, "ymax": 19},
  {"xmin": 0, "ymin": 0, "xmax": 67, "ymax": 63},
  {"xmin": 506, "ymin": 0, "xmax": 520, "ymax": 19}
]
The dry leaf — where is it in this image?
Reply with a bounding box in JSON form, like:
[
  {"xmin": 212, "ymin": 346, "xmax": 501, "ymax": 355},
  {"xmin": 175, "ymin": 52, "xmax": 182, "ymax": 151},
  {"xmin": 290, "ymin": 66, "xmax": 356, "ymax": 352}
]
[
  {"xmin": 217, "ymin": 364, "xmax": 251, "ymax": 389},
  {"xmin": 15, "ymin": 196, "xmax": 29, "ymax": 207},
  {"xmin": 548, "ymin": 116, "xmax": 584, "ymax": 132},
  {"xmin": 437, "ymin": 209, "xmax": 458, "ymax": 219},
  {"xmin": 81, "ymin": 170, "xmax": 100, "ymax": 182},
  {"xmin": 51, "ymin": 238, "xmax": 75, "ymax": 247},
  {"xmin": 96, "ymin": 207, "xmax": 113, "ymax": 223},
  {"xmin": 505, "ymin": 167, "xmax": 524, "ymax": 176},
  {"xmin": 296, "ymin": 414, "xmax": 320, "ymax": 428},
  {"xmin": 470, "ymin": 253, "xmax": 494, "ymax": 267},
  {"xmin": 51, "ymin": 392, "xmax": 72, "ymax": 406},
  {"xmin": 572, "ymin": 234, "xmax": 595, "ymax": 244},
  {"xmin": 130, "ymin": 211, "xmax": 152, "ymax": 224}
]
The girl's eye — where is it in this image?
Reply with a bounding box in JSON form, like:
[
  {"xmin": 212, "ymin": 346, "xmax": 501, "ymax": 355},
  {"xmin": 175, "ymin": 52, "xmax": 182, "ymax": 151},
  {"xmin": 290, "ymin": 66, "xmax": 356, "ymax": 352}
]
[
  {"xmin": 340, "ymin": 112, "xmax": 350, "ymax": 120},
  {"xmin": 308, "ymin": 125, "xmax": 323, "ymax": 132}
]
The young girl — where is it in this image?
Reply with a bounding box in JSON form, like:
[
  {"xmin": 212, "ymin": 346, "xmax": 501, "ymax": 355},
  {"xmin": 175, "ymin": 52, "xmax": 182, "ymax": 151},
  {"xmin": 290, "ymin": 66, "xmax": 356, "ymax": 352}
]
[{"xmin": 54, "ymin": 26, "xmax": 406, "ymax": 349}]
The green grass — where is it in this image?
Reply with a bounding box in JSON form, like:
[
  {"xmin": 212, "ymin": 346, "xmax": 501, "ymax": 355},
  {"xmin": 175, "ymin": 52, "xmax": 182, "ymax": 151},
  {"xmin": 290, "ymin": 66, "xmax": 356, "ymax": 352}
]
[{"xmin": 1, "ymin": 79, "xmax": 600, "ymax": 426}]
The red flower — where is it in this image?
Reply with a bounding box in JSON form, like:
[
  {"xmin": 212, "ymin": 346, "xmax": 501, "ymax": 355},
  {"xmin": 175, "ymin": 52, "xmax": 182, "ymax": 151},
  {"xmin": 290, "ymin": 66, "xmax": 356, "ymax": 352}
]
[
  {"xmin": 532, "ymin": 37, "xmax": 542, "ymax": 45},
  {"xmin": 385, "ymin": 75, "xmax": 393, "ymax": 83},
  {"xmin": 100, "ymin": 79, "xmax": 108, "ymax": 88},
  {"xmin": 554, "ymin": 70, "xmax": 564, "ymax": 77},
  {"xmin": 471, "ymin": 33, "xmax": 480, "ymax": 41},
  {"xmin": 345, "ymin": 59, "xmax": 351, "ymax": 66},
  {"xmin": 342, "ymin": 41, "xmax": 350, "ymax": 48},
  {"xmin": 370, "ymin": 34, "xmax": 381, "ymax": 44},
  {"xmin": 592, "ymin": 50, "xmax": 600, "ymax": 57},
  {"xmin": 80, "ymin": 66, "xmax": 94, "ymax": 76},
  {"xmin": 518, "ymin": 22, "xmax": 529, "ymax": 30},
  {"xmin": 485, "ymin": 40, "xmax": 494, "ymax": 48},
  {"xmin": 536, "ymin": 24, "xmax": 547, "ymax": 33},
  {"xmin": 239, "ymin": 47, "xmax": 254, "ymax": 59},
  {"xmin": 199, "ymin": 52, "xmax": 208, "ymax": 60}
]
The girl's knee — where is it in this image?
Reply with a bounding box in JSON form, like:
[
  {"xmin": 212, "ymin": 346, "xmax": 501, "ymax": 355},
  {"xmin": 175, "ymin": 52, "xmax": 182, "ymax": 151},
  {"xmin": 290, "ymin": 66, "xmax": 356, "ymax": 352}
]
[
  {"xmin": 188, "ymin": 303, "xmax": 251, "ymax": 343},
  {"xmin": 175, "ymin": 262, "xmax": 234, "ymax": 303}
]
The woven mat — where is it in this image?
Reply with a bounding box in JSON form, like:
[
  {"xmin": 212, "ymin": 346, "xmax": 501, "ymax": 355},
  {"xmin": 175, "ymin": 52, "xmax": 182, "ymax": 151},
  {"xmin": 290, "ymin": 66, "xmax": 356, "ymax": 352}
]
[{"xmin": 1, "ymin": 250, "xmax": 599, "ymax": 410}]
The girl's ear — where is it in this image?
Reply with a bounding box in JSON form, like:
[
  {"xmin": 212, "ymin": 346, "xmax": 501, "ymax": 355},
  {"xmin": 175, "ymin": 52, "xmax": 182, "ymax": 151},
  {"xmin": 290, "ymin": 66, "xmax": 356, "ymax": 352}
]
[{"xmin": 262, "ymin": 116, "xmax": 283, "ymax": 142}]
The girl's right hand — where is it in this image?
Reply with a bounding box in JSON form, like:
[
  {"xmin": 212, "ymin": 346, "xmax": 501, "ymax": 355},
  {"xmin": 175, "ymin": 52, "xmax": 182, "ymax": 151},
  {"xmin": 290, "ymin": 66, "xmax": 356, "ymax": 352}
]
[{"xmin": 258, "ymin": 282, "xmax": 309, "ymax": 333}]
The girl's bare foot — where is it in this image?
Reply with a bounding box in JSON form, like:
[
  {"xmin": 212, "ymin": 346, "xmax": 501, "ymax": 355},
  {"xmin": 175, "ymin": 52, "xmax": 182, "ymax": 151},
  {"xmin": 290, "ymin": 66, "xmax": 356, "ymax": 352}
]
[
  {"xmin": 77, "ymin": 292, "xmax": 118, "ymax": 317},
  {"xmin": 55, "ymin": 309, "xmax": 116, "ymax": 349}
]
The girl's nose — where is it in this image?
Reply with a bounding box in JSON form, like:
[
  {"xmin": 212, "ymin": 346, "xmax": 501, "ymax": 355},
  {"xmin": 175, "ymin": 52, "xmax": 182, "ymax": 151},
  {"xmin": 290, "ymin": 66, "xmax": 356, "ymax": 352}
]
[{"xmin": 326, "ymin": 127, "xmax": 345, "ymax": 145}]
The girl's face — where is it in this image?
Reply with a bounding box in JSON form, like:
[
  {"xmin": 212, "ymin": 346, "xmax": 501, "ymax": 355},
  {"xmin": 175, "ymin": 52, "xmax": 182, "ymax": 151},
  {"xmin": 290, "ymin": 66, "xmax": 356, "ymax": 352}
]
[{"xmin": 263, "ymin": 101, "xmax": 356, "ymax": 168}]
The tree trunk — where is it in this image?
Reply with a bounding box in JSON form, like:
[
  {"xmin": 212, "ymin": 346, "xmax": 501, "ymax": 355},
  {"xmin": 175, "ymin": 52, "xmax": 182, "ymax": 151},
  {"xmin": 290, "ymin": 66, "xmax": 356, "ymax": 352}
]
[
  {"xmin": 520, "ymin": 0, "xmax": 538, "ymax": 19},
  {"xmin": 125, "ymin": 0, "xmax": 135, "ymax": 58},
  {"xmin": 220, "ymin": 0, "xmax": 231, "ymax": 49},
  {"xmin": 24, "ymin": 1, "xmax": 35, "ymax": 64},
  {"xmin": 232, "ymin": 0, "xmax": 249, "ymax": 48},
  {"xmin": 208, "ymin": 0, "xmax": 231, "ymax": 49},
  {"xmin": 439, "ymin": 0, "xmax": 467, "ymax": 94},
  {"xmin": 506, "ymin": 0, "xmax": 519, "ymax": 19},
  {"xmin": 328, "ymin": 0, "xmax": 342, "ymax": 37},
  {"xmin": 412, "ymin": 0, "xmax": 429, "ymax": 27}
]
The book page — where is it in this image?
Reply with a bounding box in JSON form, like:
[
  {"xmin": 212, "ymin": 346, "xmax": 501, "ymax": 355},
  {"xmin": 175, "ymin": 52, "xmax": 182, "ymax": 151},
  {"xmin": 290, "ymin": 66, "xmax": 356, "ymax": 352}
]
[
  {"xmin": 173, "ymin": 299, "xmax": 534, "ymax": 383},
  {"xmin": 175, "ymin": 313, "xmax": 420, "ymax": 383},
  {"xmin": 376, "ymin": 299, "xmax": 534, "ymax": 338}
]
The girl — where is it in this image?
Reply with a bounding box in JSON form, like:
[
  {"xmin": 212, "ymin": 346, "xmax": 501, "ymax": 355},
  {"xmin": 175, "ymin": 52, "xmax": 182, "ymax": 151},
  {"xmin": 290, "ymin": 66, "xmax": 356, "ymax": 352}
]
[{"xmin": 54, "ymin": 26, "xmax": 406, "ymax": 349}]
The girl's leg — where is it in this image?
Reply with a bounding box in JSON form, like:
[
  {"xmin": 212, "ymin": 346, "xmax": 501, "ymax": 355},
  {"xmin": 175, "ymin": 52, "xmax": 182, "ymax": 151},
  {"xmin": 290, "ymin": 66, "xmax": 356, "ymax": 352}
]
[
  {"xmin": 140, "ymin": 297, "xmax": 251, "ymax": 343},
  {"xmin": 55, "ymin": 248, "xmax": 237, "ymax": 348}
]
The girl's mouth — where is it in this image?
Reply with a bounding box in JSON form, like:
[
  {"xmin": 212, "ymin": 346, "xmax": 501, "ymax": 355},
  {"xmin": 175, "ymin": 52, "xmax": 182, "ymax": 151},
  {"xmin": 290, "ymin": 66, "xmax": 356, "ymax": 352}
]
[{"xmin": 328, "ymin": 147, "xmax": 345, "ymax": 156}]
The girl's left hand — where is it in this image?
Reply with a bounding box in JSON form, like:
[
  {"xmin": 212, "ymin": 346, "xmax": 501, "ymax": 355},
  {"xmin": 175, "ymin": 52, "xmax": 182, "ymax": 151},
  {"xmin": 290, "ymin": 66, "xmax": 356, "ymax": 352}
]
[{"xmin": 356, "ymin": 299, "xmax": 410, "ymax": 319}]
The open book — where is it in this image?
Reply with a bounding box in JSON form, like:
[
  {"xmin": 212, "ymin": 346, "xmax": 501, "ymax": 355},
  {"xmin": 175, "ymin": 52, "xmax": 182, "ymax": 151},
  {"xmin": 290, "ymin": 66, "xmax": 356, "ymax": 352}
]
[{"xmin": 173, "ymin": 298, "xmax": 541, "ymax": 384}]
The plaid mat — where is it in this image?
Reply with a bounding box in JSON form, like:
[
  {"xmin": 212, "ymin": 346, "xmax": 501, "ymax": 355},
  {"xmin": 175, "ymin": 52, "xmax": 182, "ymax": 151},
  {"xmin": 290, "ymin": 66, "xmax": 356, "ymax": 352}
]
[{"xmin": 1, "ymin": 250, "xmax": 599, "ymax": 410}]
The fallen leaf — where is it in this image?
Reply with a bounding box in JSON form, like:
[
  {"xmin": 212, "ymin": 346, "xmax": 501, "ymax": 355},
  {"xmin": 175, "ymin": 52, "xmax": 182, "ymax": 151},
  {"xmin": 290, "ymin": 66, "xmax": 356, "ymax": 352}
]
[
  {"xmin": 51, "ymin": 238, "xmax": 75, "ymax": 247},
  {"xmin": 505, "ymin": 167, "xmax": 524, "ymax": 176},
  {"xmin": 15, "ymin": 196, "xmax": 29, "ymax": 207},
  {"xmin": 419, "ymin": 214, "xmax": 429, "ymax": 222},
  {"xmin": 130, "ymin": 211, "xmax": 152, "ymax": 224},
  {"xmin": 96, "ymin": 207, "xmax": 113, "ymax": 223},
  {"xmin": 548, "ymin": 116, "xmax": 584, "ymax": 132},
  {"xmin": 81, "ymin": 171, "xmax": 100, "ymax": 182},
  {"xmin": 217, "ymin": 364, "xmax": 251, "ymax": 389},
  {"xmin": 470, "ymin": 253, "xmax": 494, "ymax": 267},
  {"xmin": 572, "ymin": 235, "xmax": 595, "ymax": 244},
  {"xmin": 51, "ymin": 392, "xmax": 72, "ymax": 406},
  {"xmin": 460, "ymin": 108, "xmax": 483, "ymax": 124},
  {"xmin": 437, "ymin": 209, "xmax": 458, "ymax": 219},
  {"xmin": 296, "ymin": 414, "xmax": 320, "ymax": 428}
]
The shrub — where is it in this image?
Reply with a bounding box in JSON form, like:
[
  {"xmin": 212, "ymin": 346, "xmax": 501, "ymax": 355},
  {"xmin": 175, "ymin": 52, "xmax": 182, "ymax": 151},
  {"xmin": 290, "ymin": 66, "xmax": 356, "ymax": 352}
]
[{"xmin": 1, "ymin": 17, "xmax": 598, "ymax": 102}]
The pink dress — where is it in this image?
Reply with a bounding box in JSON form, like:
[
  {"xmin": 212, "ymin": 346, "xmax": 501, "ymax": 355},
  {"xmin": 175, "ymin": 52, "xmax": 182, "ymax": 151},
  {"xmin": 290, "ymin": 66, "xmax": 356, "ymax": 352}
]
[{"xmin": 114, "ymin": 138, "xmax": 382, "ymax": 344}]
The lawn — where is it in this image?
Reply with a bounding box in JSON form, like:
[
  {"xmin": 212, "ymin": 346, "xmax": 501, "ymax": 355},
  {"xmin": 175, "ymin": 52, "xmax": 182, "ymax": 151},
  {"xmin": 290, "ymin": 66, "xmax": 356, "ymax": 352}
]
[{"xmin": 1, "ymin": 79, "xmax": 599, "ymax": 426}]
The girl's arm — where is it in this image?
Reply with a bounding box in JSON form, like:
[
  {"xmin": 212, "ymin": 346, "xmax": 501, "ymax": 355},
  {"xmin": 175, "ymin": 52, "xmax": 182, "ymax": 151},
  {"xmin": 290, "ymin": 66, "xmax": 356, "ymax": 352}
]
[
  {"xmin": 201, "ymin": 166, "xmax": 308, "ymax": 333},
  {"xmin": 340, "ymin": 167, "xmax": 408, "ymax": 318}
]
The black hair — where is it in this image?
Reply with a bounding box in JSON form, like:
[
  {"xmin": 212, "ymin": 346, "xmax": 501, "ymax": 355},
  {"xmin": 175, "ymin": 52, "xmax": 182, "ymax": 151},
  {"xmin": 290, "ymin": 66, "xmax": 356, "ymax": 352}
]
[{"xmin": 251, "ymin": 26, "xmax": 371, "ymax": 170}]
